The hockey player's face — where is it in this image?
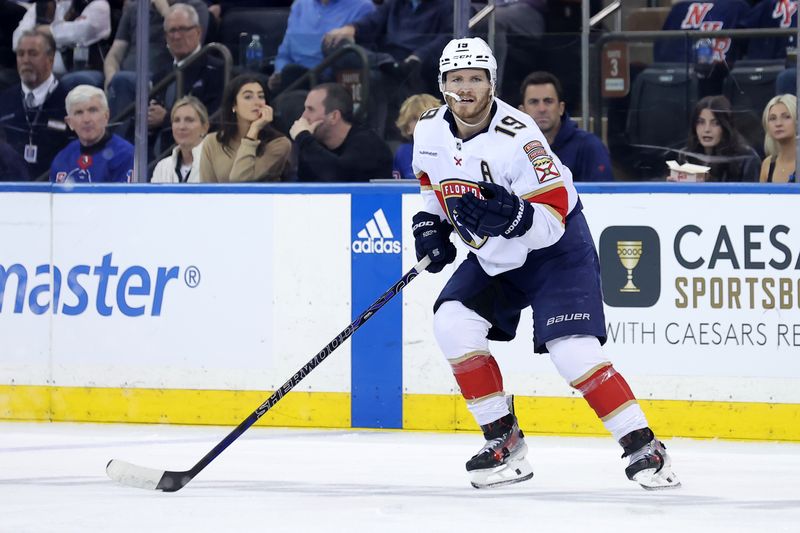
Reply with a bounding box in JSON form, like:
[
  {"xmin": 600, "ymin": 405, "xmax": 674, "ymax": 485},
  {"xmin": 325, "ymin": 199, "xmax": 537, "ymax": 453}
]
[
  {"xmin": 520, "ymin": 83, "xmax": 564, "ymax": 135},
  {"xmin": 444, "ymin": 69, "xmax": 492, "ymax": 120},
  {"xmin": 66, "ymin": 96, "xmax": 109, "ymax": 145}
]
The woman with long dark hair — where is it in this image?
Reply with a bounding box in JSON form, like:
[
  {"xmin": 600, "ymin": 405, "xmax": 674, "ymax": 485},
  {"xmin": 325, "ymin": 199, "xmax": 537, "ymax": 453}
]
[
  {"xmin": 199, "ymin": 74, "xmax": 291, "ymax": 182},
  {"xmin": 678, "ymin": 95, "xmax": 760, "ymax": 182}
]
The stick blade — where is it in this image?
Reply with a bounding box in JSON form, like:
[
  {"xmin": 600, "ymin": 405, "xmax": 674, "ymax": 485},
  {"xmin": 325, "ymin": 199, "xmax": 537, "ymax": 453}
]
[{"xmin": 106, "ymin": 459, "xmax": 166, "ymax": 491}]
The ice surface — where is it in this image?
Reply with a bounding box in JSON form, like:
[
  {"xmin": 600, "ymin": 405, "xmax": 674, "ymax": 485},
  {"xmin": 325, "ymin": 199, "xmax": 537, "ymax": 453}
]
[{"xmin": 1, "ymin": 422, "xmax": 799, "ymax": 533}]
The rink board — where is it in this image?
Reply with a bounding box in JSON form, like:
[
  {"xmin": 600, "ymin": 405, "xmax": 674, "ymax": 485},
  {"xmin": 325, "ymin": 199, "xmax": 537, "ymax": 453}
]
[{"xmin": 0, "ymin": 183, "xmax": 798, "ymax": 440}]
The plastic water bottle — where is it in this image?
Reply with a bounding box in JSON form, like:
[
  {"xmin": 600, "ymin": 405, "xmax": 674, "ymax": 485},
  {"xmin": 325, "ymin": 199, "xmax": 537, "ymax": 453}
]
[
  {"xmin": 245, "ymin": 34, "xmax": 263, "ymax": 71},
  {"xmin": 73, "ymin": 42, "xmax": 89, "ymax": 71},
  {"xmin": 695, "ymin": 38, "xmax": 713, "ymax": 66},
  {"xmin": 694, "ymin": 38, "xmax": 714, "ymax": 79}
]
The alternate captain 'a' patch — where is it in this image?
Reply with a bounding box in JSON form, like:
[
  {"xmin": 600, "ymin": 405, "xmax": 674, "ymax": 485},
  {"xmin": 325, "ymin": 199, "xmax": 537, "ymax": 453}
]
[
  {"xmin": 531, "ymin": 155, "xmax": 561, "ymax": 183},
  {"xmin": 438, "ymin": 178, "xmax": 488, "ymax": 249}
]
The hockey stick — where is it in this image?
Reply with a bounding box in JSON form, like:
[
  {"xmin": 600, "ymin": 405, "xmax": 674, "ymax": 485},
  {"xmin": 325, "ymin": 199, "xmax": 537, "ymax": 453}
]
[{"xmin": 106, "ymin": 255, "xmax": 431, "ymax": 492}]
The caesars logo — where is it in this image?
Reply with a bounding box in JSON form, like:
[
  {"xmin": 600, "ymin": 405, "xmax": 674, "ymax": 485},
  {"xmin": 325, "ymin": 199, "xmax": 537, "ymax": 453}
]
[
  {"xmin": 600, "ymin": 226, "xmax": 661, "ymax": 307},
  {"xmin": 352, "ymin": 208, "xmax": 402, "ymax": 254}
]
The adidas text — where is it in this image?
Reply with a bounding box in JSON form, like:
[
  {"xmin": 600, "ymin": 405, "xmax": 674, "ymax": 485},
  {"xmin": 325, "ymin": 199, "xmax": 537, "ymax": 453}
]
[{"xmin": 352, "ymin": 239, "xmax": 402, "ymax": 254}]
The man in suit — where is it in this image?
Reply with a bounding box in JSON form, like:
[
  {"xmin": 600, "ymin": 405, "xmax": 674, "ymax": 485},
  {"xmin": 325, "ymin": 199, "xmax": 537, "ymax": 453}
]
[
  {"xmin": 103, "ymin": 0, "xmax": 210, "ymax": 122},
  {"xmin": 0, "ymin": 28, "xmax": 69, "ymax": 180},
  {"xmin": 146, "ymin": 3, "xmax": 223, "ymax": 157}
]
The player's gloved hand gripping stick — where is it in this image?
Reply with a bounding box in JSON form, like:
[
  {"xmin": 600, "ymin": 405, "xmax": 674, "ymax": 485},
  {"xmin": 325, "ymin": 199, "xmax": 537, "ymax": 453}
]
[
  {"xmin": 106, "ymin": 255, "xmax": 431, "ymax": 492},
  {"xmin": 412, "ymin": 211, "xmax": 457, "ymax": 273},
  {"xmin": 454, "ymin": 182, "xmax": 534, "ymax": 239}
]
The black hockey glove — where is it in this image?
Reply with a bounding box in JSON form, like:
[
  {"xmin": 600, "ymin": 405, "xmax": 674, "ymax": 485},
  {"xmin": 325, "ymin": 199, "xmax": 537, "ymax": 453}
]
[
  {"xmin": 412, "ymin": 211, "xmax": 457, "ymax": 273},
  {"xmin": 454, "ymin": 182, "xmax": 534, "ymax": 239}
]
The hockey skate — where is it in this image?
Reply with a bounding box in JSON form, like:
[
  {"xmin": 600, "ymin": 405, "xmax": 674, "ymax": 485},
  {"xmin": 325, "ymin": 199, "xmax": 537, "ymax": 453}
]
[
  {"xmin": 620, "ymin": 428, "xmax": 681, "ymax": 490},
  {"xmin": 466, "ymin": 413, "xmax": 533, "ymax": 489}
]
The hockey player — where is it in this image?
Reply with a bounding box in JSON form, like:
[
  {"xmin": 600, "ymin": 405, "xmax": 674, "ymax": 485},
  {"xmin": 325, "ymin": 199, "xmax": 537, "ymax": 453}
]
[{"xmin": 410, "ymin": 37, "xmax": 680, "ymax": 491}]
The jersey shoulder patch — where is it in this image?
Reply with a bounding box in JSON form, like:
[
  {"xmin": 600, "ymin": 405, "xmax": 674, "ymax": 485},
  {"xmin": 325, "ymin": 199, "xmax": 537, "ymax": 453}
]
[
  {"xmin": 413, "ymin": 106, "xmax": 448, "ymax": 143},
  {"xmin": 418, "ymin": 105, "xmax": 444, "ymax": 121}
]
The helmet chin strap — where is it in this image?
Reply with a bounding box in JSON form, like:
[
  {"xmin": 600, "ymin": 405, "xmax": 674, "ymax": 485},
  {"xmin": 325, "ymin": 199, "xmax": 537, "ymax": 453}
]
[
  {"xmin": 442, "ymin": 87, "xmax": 495, "ymax": 129},
  {"xmin": 440, "ymin": 83, "xmax": 494, "ymax": 128}
]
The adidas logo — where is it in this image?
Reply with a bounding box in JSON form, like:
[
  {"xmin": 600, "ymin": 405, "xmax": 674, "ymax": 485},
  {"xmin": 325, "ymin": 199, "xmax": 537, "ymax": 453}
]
[{"xmin": 352, "ymin": 209, "xmax": 402, "ymax": 254}]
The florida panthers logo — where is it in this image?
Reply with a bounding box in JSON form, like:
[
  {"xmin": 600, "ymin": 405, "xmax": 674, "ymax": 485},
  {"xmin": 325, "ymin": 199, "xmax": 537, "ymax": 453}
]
[{"xmin": 438, "ymin": 178, "xmax": 488, "ymax": 249}]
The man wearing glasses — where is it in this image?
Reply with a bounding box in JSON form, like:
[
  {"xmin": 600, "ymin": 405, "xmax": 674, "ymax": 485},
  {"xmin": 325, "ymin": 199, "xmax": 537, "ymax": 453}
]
[
  {"xmin": 103, "ymin": 0, "xmax": 210, "ymax": 125},
  {"xmin": 146, "ymin": 3, "xmax": 223, "ymax": 157}
]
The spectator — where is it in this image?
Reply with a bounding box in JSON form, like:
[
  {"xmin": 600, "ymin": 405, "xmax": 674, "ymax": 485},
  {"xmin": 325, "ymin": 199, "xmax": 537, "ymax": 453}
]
[
  {"xmin": 147, "ymin": 3, "xmax": 223, "ymax": 158},
  {"xmin": 323, "ymin": 0, "xmax": 453, "ymax": 137},
  {"xmin": 392, "ymin": 92, "xmax": 440, "ymax": 179},
  {"xmin": 519, "ymin": 71, "xmax": 613, "ymax": 181},
  {"xmin": 0, "ymin": 0, "xmax": 27, "ymax": 89},
  {"xmin": 474, "ymin": 0, "xmax": 546, "ymax": 95},
  {"xmin": 51, "ymin": 84, "xmax": 133, "ymax": 182},
  {"xmin": 199, "ymin": 74, "xmax": 291, "ymax": 182},
  {"xmin": 208, "ymin": 0, "xmax": 292, "ymax": 21},
  {"xmin": 759, "ymin": 93, "xmax": 797, "ymax": 183},
  {"xmin": 0, "ymin": 138, "xmax": 30, "ymax": 181},
  {"xmin": 654, "ymin": 0, "xmax": 751, "ymax": 96},
  {"xmin": 13, "ymin": 0, "xmax": 111, "ymax": 91},
  {"xmin": 290, "ymin": 82, "xmax": 392, "ymax": 181},
  {"xmin": 676, "ymin": 95, "xmax": 760, "ymax": 182},
  {"xmin": 654, "ymin": 0, "xmax": 750, "ymax": 65},
  {"xmin": 741, "ymin": 0, "xmax": 797, "ymax": 61},
  {"xmin": 151, "ymin": 95, "xmax": 208, "ymax": 183},
  {"xmin": 104, "ymin": 0, "xmax": 209, "ymax": 122},
  {"xmin": 268, "ymin": 0, "xmax": 375, "ymax": 95},
  {"xmin": 0, "ymin": 29, "xmax": 70, "ymax": 180}
]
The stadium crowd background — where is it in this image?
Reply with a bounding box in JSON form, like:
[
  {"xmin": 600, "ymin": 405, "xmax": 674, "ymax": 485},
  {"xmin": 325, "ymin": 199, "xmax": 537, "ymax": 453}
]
[{"xmin": 0, "ymin": 0, "xmax": 797, "ymax": 183}]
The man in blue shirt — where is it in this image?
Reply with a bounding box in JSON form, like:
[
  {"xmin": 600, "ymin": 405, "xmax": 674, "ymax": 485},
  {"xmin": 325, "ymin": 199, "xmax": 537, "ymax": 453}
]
[
  {"xmin": 519, "ymin": 71, "xmax": 614, "ymax": 182},
  {"xmin": 269, "ymin": 0, "xmax": 375, "ymax": 94},
  {"xmin": 323, "ymin": 0, "xmax": 453, "ymax": 137},
  {"xmin": 51, "ymin": 85, "xmax": 133, "ymax": 183}
]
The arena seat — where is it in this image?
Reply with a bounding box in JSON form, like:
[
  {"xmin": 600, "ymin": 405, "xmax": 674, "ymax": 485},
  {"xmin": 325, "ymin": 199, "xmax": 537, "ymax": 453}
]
[
  {"xmin": 622, "ymin": 63, "xmax": 699, "ymax": 178},
  {"xmin": 627, "ymin": 63, "xmax": 699, "ymax": 151},
  {"xmin": 723, "ymin": 59, "xmax": 786, "ymax": 159}
]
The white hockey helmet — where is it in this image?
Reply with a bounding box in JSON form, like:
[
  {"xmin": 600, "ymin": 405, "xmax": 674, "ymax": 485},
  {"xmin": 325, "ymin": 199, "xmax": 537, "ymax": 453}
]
[{"xmin": 438, "ymin": 37, "xmax": 497, "ymax": 93}]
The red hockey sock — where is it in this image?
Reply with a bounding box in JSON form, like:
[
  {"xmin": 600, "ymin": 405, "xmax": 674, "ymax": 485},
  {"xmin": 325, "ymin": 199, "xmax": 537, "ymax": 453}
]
[
  {"xmin": 451, "ymin": 353, "xmax": 504, "ymax": 400},
  {"xmin": 573, "ymin": 364, "xmax": 637, "ymax": 421}
]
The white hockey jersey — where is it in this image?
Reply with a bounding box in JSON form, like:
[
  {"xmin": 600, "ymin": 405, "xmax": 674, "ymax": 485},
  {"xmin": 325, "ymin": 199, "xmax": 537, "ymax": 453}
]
[{"xmin": 412, "ymin": 98, "xmax": 580, "ymax": 276}]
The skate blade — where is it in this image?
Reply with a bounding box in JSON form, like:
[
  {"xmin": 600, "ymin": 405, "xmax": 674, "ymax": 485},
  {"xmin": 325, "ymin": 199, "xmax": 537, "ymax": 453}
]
[
  {"xmin": 470, "ymin": 457, "xmax": 533, "ymax": 489},
  {"xmin": 632, "ymin": 467, "xmax": 681, "ymax": 490}
]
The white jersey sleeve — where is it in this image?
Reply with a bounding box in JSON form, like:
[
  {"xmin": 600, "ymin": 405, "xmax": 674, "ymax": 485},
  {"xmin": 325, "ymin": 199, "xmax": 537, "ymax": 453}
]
[
  {"xmin": 499, "ymin": 110, "xmax": 573, "ymax": 251},
  {"xmin": 412, "ymin": 106, "xmax": 449, "ymax": 223}
]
